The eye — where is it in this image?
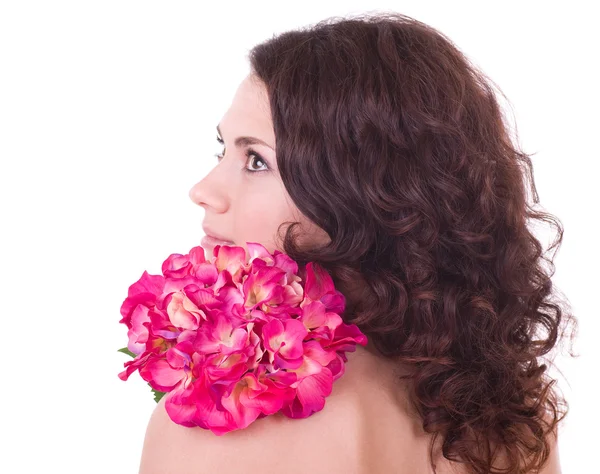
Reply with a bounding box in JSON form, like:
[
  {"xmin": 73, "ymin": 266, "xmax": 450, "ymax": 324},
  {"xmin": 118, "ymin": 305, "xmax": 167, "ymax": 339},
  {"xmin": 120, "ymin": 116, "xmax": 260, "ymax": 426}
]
[
  {"xmin": 215, "ymin": 135, "xmax": 269, "ymax": 174},
  {"xmin": 244, "ymin": 152, "xmax": 268, "ymax": 173}
]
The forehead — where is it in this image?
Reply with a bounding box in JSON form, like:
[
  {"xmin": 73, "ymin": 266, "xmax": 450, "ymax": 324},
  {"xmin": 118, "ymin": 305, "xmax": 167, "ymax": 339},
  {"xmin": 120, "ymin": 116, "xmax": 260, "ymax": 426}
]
[{"xmin": 219, "ymin": 75, "xmax": 275, "ymax": 146}]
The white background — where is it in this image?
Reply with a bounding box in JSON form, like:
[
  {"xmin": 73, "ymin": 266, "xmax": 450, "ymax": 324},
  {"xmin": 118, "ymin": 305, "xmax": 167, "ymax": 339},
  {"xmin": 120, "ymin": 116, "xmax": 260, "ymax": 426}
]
[{"xmin": 1, "ymin": 1, "xmax": 597, "ymax": 473}]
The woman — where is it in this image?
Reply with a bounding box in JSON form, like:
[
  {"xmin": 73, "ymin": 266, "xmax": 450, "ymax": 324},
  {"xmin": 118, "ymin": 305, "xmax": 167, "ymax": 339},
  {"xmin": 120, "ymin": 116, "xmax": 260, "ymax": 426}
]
[{"xmin": 139, "ymin": 12, "xmax": 575, "ymax": 474}]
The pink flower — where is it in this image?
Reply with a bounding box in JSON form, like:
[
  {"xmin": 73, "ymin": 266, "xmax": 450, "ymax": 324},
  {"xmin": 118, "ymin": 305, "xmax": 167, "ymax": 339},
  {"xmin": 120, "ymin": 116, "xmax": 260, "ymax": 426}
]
[
  {"xmin": 263, "ymin": 318, "xmax": 308, "ymax": 369},
  {"xmin": 118, "ymin": 271, "xmax": 165, "ymax": 355},
  {"xmin": 140, "ymin": 340, "xmax": 199, "ymax": 392},
  {"xmin": 282, "ymin": 367, "xmax": 333, "ymax": 419},
  {"xmin": 118, "ymin": 242, "xmax": 368, "ymax": 435}
]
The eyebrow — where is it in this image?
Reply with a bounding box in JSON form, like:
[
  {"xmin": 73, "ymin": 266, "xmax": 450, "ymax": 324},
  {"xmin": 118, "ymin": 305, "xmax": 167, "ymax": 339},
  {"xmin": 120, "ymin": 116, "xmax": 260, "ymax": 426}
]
[{"xmin": 216, "ymin": 124, "xmax": 274, "ymax": 151}]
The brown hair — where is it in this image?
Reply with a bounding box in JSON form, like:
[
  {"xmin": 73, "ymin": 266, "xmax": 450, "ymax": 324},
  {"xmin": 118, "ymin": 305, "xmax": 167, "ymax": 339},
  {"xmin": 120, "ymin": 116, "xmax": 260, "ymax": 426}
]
[{"xmin": 247, "ymin": 12, "xmax": 578, "ymax": 474}]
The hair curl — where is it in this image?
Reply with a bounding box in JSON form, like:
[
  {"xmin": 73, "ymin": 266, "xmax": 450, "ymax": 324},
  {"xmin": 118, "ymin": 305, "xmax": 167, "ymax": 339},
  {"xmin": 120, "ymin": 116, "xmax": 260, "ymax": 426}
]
[{"xmin": 247, "ymin": 12, "xmax": 578, "ymax": 474}]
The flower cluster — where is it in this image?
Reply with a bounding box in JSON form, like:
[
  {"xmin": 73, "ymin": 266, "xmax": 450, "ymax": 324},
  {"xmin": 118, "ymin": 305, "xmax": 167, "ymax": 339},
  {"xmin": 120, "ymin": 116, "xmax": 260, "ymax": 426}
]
[{"xmin": 118, "ymin": 242, "xmax": 368, "ymax": 435}]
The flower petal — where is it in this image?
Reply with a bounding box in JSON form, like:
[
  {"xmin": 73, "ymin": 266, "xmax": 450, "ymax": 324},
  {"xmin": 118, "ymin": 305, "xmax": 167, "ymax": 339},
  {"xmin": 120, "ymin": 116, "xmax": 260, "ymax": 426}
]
[{"xmin": 283, "ymin": 367, "xmax": 333, "ymax": 419}]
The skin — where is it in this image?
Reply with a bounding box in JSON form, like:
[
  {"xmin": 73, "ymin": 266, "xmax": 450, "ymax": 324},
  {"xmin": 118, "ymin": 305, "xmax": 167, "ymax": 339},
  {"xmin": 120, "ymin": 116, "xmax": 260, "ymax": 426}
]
[{"xmin": 188, "ymin": 73, "xmax": 330, "ymax": 260}]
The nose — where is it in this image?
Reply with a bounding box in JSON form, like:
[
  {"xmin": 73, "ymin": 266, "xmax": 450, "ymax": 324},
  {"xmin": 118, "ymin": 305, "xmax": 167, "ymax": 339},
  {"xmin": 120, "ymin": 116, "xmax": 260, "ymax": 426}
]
[
  {"xmin": 188, "ymin": 182, "xmax": 200, "ymax": 204},
  {"xmin": 188, "ymin": 170, "xmax": 230, "ymax": 214}
]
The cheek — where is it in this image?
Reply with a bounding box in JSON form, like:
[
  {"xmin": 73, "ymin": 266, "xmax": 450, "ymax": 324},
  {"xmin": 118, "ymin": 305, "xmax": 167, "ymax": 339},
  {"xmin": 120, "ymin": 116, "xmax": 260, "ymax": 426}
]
[{"xmin": 234, "ymin": 186, "xmax": 297, "ymax": 253}]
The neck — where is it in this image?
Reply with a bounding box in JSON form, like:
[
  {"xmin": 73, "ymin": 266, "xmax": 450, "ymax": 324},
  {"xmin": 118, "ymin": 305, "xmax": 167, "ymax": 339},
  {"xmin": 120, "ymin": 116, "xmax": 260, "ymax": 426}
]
[
  {"xmin": 346, "ymin": 339, "xmax": 412, "ymax": 380},
  {"xmin": 346, "ymin": 339, "xmax": 385, "ymax": 366}
]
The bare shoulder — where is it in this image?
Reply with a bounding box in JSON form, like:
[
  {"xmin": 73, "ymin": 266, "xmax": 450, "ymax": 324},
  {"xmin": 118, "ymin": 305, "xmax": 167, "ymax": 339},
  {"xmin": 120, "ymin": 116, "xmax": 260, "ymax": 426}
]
[
  {"xmin": 137, "ymin": 346, "xmax": 451, "ymax": 474},
  {"xmin": 139, "ymin": 346, "xmax": 566, "ymax": 474},
  {"xmin": 138, "ymin": 382, "xmax": 368, "ymax": 474},
  {"xmin": 534, "ymin": 411, "xmax": 563, "ymax": 474}
]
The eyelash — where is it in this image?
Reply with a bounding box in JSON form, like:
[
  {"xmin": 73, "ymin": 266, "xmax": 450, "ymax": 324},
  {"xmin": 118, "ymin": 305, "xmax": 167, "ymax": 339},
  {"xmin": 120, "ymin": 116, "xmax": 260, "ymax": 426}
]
[{"xmin": 214, "ymin": 136, "xmax": 269, "ymax": 174}]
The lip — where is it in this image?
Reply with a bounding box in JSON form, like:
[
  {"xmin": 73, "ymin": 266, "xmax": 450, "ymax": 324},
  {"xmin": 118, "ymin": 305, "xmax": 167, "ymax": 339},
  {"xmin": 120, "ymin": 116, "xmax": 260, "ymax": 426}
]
[
  {"xmin": 201, "ymin": 235, "xmax": 234, "ymax": 251},
  {"xmin": 202, "ymin": 225, "xmax": 232, "ymax": 243}
]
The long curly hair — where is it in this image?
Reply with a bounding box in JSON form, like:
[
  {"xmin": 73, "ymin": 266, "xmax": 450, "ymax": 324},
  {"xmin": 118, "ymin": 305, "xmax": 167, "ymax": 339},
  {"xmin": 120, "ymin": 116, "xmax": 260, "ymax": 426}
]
[{"xmin": 247, "ymin": 12, "xmax": 578, "ymax": 474}]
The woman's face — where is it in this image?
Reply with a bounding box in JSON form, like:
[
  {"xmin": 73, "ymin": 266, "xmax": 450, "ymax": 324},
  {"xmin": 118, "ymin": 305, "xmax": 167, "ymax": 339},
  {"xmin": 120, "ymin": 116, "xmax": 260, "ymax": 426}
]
[{"xmin": 189, "ymin": 74, "xmax": 328, "ymax": 259}]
